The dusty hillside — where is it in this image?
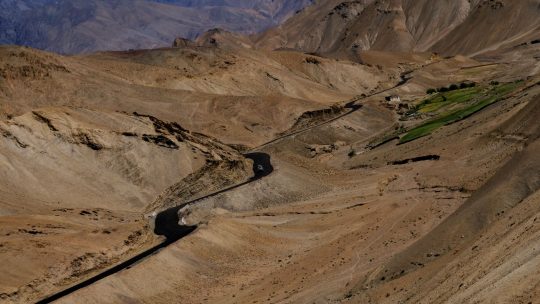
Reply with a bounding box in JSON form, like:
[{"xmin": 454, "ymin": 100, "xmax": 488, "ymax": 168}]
[
  {"xmin": 0, "ymin": 39, "xmax": 394, "ymax": 303},
  {"xmin": 1, "ymin": 4, "xmax": 540, "ymax": 304},
  {"xmin": 254, "ymin": 0, "xmax": 540, "ymax": 57},
  {"xmin": 0, "ymin": 108, "xmax": 248, "ymax": 211},
  {"xmin": 0, "ymin": 45, "xmax": 389, "ymax": 146},
  {"xmin": 48, "ymin": 40, "xmax": 540, "ymax": 304},
  {"xmin": 0, "ymin": 105, "xmax": 254, "ymax": 303}
]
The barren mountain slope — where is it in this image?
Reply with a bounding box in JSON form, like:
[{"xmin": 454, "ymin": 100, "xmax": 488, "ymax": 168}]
[
  {"xmin": 155, "ymin": 0, "xmax": 314, "ymax": 22},
  {"xmin": 254, "ymin": 0, "xmax": 540, "ymax": 57},
  {"xmin": 0, "ymin": 45, "xmax": 389, "ymax": 146},
  {"xmin": 52, "ymin": 42, "xmax": 540, "ymax": 303},
  {"xmin": 355, "ymin": 96, "xmax": 540, "ymax": 304},
  {"xmin": 2, "ymin": 3, "xmax": 540, "ymax": 303},
  {"xmin": 0, "ymin": 41, "xmax": 394, "ymax": 303},
  {"xmin": 0, "ymin": 105, "xmax": 254, "ymax": 303}
]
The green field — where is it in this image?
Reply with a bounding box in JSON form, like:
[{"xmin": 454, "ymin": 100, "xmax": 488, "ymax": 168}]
[
  {"xmin": 399, "ymin": 82, "xmax": 521, "ymax": 144},
  {"xmin": 416, "ymin": 87, "xmax": 481, "ymax": 113}
]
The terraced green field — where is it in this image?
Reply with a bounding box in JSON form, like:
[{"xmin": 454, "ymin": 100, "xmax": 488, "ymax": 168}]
[
  {"xmin": 399, "ymin": 82, "xmax": 522, "ymax": 144},
  {"xmin": 417, "ymin": 87, "xmax": 481, "ymax": 113}
]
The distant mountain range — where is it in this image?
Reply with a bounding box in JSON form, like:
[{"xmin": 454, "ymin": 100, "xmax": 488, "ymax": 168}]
[
  {"xmin": 255, "ymin": 0, "xmax": 540, "ymax": 57},
  {"xmin": 0, "ymin": 0, "xmax": 313, "ymax": 54}
]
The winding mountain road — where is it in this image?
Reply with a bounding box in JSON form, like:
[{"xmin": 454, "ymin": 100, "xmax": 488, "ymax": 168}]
[
  {"xmin": 153, "ymin": 152, "xmax": 273, "ymax": 241},
  {"xmin": 36, "ymin": 69, "xmax": 413, "ymax": 303},
  {"xmin": 36, "ymin": 153, "xmax": 273, "ymax": 304}
]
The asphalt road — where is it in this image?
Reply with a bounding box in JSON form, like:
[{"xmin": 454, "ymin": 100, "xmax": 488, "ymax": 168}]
[
  {"xmin": 36, "ymin": 152, "xmax": 273, "ymax": 304},
  {"xmin": 154, "ymin": 152, "xmax": 273, "ymax": 240}
]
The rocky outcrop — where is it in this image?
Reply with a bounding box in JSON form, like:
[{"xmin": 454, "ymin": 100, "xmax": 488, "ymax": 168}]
[
  {"xmin": 147, "ymin": 157, "xmax": 252, "ymax": 212},
  {"xmin": 172, "ymin": 37, "xmax": 194, "ymax": 48}
]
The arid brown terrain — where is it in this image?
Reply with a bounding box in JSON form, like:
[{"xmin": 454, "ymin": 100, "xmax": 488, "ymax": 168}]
[{"xmin": 1, "ymin": 0, "xmax": 540, "ymax": 303}]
